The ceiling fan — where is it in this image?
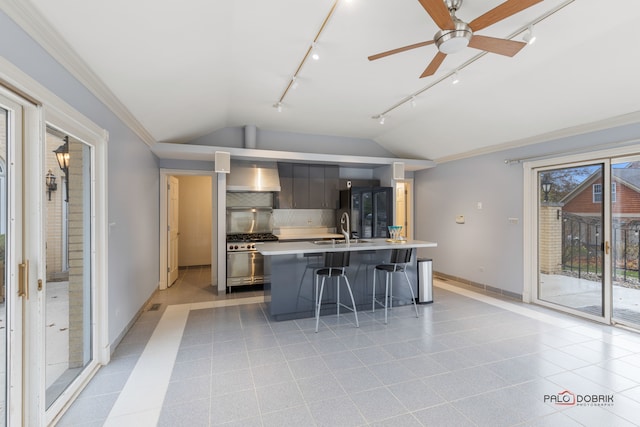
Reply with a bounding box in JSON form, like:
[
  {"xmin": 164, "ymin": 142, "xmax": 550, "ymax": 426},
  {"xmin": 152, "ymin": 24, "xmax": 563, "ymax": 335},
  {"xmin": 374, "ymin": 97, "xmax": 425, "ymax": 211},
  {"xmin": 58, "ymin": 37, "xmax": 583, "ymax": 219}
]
[{"xmin": 368, "ymin": 0, "xmax": 542, "ymax": 78}]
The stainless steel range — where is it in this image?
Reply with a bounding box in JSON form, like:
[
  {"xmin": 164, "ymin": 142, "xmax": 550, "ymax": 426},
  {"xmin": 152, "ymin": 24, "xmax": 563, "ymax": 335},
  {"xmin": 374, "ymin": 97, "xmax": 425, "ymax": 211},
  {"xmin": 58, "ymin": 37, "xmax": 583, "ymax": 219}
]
[{"xmin": 226, "ymin": 208, "xmax": 278, "ymax": 289}]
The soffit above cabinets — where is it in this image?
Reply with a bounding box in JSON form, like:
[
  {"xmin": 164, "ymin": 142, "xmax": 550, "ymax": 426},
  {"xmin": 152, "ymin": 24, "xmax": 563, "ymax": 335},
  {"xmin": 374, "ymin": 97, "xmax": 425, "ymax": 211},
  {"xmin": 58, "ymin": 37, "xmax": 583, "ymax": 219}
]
[{"xmin": 152, "ymin": 142, "xmax": 436, "ymax": 172}]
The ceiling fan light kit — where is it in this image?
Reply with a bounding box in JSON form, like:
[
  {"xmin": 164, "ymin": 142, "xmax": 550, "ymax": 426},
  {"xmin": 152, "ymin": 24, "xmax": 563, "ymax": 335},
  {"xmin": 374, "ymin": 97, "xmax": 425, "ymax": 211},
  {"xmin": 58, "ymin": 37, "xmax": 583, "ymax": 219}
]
[{"xmin": 435, "ymin": 20, "xmax": 471, "ymax": 54}]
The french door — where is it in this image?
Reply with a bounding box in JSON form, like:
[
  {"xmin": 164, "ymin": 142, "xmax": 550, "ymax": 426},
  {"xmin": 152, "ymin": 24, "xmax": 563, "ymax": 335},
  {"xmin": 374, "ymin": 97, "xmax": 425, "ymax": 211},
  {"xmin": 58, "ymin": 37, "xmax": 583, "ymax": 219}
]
[{"xmin": 532, "ymin": 155, "xmax": 640, "ymax": 330}]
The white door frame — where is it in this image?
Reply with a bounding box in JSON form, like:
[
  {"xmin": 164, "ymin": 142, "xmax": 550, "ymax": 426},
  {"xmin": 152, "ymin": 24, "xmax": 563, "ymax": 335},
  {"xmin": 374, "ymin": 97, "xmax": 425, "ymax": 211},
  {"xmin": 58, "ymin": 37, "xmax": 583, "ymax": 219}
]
[
  {"xmin": 1, "ymin": 56, "xmax": 109, "ymax": 425},
  {"xmin": 394, "ymin": 178, "xmax": 414, "ymax": 240},
  {"xmin": 159, "ymin": 169, "xmax": 216, "ymax": 291}
]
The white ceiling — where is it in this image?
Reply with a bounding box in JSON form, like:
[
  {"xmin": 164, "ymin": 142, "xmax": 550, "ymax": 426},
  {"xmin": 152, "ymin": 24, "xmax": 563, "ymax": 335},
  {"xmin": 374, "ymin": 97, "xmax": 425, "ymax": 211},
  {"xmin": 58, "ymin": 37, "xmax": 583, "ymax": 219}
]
[{"xmin": 15, "ymin": 0, "xmax": 640, "ymax": 161}]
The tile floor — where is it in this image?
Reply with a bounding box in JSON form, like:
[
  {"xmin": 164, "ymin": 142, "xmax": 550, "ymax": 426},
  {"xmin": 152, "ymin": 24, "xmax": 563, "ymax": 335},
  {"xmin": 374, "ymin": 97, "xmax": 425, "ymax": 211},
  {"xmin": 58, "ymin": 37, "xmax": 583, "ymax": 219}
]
[{"xmin": 57, "ymin": 267, "xmax": 640, "ymax": 426}]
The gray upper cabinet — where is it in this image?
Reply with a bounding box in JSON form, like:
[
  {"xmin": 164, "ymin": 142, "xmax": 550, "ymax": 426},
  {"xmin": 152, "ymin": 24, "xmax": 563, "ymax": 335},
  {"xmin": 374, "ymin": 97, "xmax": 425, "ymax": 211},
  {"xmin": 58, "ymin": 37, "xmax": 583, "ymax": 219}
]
[
  {"xmin": 276, "ymin": 163, "xmax": 339, "ymax": 209},
  {"xmin": 276, "ymin": 163, "xmax": 293, "ymax": 208},
  {"xmin": 292, "ymin": 164, "xmax": 310, "ymax": 208}
]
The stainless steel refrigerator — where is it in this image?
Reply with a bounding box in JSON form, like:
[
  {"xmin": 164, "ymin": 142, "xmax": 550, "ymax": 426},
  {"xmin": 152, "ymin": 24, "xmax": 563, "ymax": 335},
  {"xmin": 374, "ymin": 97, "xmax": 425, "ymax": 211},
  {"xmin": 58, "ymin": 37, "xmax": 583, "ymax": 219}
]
[{"xmin": 337, "ymin": 187, "xmax": 393, "ymax": 239}]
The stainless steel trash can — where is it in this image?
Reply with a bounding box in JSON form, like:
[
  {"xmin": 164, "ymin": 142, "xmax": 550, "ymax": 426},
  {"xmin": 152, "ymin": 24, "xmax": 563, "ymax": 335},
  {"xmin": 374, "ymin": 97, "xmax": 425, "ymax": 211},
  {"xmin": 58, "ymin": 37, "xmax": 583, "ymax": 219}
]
[{"xmin": 417, "ymin": 258, "xmax": 433, "ymax": 304}]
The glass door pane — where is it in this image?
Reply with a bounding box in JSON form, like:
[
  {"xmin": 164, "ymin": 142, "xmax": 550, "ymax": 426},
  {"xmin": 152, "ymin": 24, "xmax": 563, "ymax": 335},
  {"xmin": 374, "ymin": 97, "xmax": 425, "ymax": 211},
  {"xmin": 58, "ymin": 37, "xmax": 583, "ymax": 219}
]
[
  {"xmin": 611, "ymin": 158, "xmax": 640, "ymax": 328},
  {"xmin": 0, "ymin": 105, "xmax": 8, "ymax": 426},
  {"xmin": 538, "ymin": 164, "xmax": 606, "ymax": 317},
  {"xmin": 373, "ymin": 188, "xmax": 390, "ymax": 238},
  {"xmin": 362, "ymin": 191, "xmax": 372, "ymax": 238},
  {"xmin": 45, "ymin": 129, "xmax": 92, "ymax": 408}
]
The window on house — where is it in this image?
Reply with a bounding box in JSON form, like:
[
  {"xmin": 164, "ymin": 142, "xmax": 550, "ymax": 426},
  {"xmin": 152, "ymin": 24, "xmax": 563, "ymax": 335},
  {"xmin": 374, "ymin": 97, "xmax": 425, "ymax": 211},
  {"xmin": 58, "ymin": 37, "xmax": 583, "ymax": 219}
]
[
  {"xmin": 612, "ymin": 182, "xmax": 616, "ymax": 203},
  {"xmin": 593, "ymin": 183, "xmax": 602, "ymax": 203}
]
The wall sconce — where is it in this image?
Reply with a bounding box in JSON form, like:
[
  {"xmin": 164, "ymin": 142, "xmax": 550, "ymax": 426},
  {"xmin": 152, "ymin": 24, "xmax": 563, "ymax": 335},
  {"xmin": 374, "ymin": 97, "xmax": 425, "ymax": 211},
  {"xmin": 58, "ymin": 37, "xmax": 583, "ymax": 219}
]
[
  {"xmin": 54, "ymin": 136, "xmax": 70, "ymax": 202},
  {"xmin": 45, "ymin": 169, "xmax": 57, "ymax": 201}
]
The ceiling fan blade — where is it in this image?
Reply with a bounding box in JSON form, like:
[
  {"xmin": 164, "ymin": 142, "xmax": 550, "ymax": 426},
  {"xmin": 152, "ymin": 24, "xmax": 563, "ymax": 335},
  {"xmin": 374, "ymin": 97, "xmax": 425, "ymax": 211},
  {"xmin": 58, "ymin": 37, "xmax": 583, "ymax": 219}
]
[
  {"xmin": 420, "ymin": 51, "xmax": 447, "ymax": 78},
  {"xmin": 417, "ymin": 0, "xmax": 455, "ymax": 30},
  {"xmin": 468, "ymin": 35, "xmax": 526, "ymax": 57},
  {"xmin": 469, "ymin": 0, "xmax": 543, "ymax": 32},
  {"xmin": 368, "ymin": 40, "xmax": 435, "ymax": 61}
]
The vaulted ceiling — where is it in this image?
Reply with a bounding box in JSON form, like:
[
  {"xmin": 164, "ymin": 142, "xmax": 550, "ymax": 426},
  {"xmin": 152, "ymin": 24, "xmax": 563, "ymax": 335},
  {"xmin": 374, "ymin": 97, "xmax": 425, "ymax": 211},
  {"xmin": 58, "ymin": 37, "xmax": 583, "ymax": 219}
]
[{"xmin": 9, "ymin": 0, "xmax": 640, "ymax": 161}]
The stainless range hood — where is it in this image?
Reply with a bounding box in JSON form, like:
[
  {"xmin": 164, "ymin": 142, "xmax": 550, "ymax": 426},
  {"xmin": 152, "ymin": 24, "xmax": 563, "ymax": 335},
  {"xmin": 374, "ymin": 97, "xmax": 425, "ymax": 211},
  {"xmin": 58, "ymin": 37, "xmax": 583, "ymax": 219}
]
[{"xmin": 227, "ymin": 160, "xmax": 281, "ymax": 192}]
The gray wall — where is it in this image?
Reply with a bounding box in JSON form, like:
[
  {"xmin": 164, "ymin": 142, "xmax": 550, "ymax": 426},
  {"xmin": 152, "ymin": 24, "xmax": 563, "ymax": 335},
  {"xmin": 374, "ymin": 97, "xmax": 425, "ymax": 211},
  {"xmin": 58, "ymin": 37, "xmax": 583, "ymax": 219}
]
[
  {"xmin": 415, "ymin": 122, "xmax": 640, "ymax": 297},
  {"xmin": 189, "ymin": 126, "xmax": 395, "ymax": 158},
  {"xmin": 0, "ymin": 10, "xmax": 160, "ymax": 347}
]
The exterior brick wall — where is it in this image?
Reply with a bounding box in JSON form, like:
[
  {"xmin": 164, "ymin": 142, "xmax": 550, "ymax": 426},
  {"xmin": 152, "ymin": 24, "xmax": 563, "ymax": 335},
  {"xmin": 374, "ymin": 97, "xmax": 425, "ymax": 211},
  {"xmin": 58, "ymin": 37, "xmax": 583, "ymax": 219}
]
[
  {"xmin": 46, "ymin": 133, "xmax": 65, "ymax": 281},
  {"xmin": 539, "ymin": 204, "xmax": 563, "ymax": 274},
  {"xmin": 67, "ymin": 140, "xmax": 87, "ymax": 369}
]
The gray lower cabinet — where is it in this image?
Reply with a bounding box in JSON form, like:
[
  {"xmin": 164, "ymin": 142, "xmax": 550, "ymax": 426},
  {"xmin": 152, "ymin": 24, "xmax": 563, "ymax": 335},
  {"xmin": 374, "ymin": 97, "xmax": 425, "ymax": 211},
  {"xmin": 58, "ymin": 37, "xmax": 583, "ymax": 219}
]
[{"xmin": 277, "ymin": 163, "xmax": 338, "ymax": 209}]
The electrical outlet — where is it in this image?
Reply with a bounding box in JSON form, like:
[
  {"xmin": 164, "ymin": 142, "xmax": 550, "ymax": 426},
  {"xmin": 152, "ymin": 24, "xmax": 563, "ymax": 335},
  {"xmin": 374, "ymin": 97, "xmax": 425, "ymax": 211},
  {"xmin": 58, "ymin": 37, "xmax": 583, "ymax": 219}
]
[{"xmin": 477, "ymin": 202, "xmax": 483, "ymax": 210}]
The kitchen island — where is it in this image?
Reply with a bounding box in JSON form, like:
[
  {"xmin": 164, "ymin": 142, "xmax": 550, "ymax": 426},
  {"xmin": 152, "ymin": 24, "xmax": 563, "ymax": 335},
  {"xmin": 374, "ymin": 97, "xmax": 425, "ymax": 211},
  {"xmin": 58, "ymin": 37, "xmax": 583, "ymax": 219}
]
[{"xmin": 257, "ymin": 239, "xmax": 437, "ymax": 321}]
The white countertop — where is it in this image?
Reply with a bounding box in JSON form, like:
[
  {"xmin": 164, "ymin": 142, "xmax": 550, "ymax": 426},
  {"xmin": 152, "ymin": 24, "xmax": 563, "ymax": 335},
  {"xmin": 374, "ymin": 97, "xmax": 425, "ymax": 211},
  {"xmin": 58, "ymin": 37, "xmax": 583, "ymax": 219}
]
[
  {"xmin": 257, "ymin": 238, "xmax": 437, "ymax": 255},
  {"xmin": 275, "ymin": 233, "xmax": 343, "ymax": 241}
]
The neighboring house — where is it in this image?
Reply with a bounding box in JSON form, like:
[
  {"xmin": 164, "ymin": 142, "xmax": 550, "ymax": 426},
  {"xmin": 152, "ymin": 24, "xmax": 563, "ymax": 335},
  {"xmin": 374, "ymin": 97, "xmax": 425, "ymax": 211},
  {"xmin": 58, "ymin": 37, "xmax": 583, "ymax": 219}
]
[{"xmin": 562, "ymin": 166, "xmax": 640, "ymax": 221}]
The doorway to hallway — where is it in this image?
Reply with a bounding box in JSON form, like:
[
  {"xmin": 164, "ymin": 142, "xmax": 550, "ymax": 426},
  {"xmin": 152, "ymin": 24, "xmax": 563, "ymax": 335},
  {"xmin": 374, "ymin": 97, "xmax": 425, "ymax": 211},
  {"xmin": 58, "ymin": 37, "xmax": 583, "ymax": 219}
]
[{"xmin": 160, "ymin": 170, "xmax": 216, "ymax": 291}]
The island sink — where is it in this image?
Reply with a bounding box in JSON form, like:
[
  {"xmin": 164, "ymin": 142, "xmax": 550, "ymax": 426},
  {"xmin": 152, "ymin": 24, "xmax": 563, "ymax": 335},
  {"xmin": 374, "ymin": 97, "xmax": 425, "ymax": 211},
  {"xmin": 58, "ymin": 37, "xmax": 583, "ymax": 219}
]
[{"xmin": 312, "ymin": 239, "xmax": 371, "ymax": 245}]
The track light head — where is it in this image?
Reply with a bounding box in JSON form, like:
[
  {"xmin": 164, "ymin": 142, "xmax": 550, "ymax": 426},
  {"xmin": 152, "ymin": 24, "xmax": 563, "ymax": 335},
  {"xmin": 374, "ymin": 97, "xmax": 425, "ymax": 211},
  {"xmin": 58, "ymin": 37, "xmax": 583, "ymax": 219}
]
[
  {"xmin": 273, "ymin": 102, "xmax": 283, "ymax": 112},
  {"xmin": 523, "ymin": 25, "xmax": 536, "ymax": 45},
  {"xmin": 311, "ymin": 42, "xmax": 320, "ymax": 60},
  {"xmin": 379, "ymin": 115, "xmax": 385, "ymax": 125},
  {"xmin": 451, "ymin": 71, "xmax": 460, "ymax": 85}
]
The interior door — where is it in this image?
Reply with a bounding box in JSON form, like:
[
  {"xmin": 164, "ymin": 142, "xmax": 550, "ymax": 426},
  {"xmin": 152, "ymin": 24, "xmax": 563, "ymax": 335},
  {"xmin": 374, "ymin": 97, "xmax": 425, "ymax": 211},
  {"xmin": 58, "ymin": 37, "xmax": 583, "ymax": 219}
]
[
  {"xmin": 168, "ymin": 176, "xmax": 179, "ymax": 286},
  {"xmin": 535, "ymin": 161, "xmax": 612, "ymax": 323}
]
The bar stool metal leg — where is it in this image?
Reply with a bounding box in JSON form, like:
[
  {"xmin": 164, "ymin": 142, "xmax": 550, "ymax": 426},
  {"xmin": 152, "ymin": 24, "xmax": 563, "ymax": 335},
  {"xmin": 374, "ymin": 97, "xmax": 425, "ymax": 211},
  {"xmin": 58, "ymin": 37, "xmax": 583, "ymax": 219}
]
[
  {"xmin": 403, "ymin": 270, "xmax": 419, "ymax": 318},
  {"xmin": 315, "ymin": 275, "xmax": 327, "ymax": 333}
]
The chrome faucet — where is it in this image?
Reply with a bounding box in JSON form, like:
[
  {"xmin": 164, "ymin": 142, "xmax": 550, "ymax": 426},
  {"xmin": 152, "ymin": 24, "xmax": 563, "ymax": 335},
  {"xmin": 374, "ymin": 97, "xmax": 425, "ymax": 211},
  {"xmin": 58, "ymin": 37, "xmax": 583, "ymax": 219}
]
[{"xmin": 340, "ymin": 211, "xmax": 350, "ymax": 245}]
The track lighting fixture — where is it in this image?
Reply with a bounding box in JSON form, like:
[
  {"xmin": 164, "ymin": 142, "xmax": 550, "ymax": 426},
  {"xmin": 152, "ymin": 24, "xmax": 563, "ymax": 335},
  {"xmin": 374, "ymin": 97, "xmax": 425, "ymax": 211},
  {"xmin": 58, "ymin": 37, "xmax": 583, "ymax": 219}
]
[
  {"xmin": 410, "ymin": 96, "xmax": 417, "ymax": 108},
  {"xmin": 523, "ymin": 24, "xmax": 536, "ymax": 45},
  {"xmin": 273, "ymin": 0, "xmax": 341, "ymax": 111},
  {"xmin": 379, "ymin": 115, "xmax": 385, "ymax": 125}
]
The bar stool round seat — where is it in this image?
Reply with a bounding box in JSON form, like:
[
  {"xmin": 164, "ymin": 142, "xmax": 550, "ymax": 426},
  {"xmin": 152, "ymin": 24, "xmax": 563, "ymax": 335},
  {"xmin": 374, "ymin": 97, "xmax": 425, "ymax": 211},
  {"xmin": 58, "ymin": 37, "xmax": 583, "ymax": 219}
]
[
  {"xmin": 315, "ymin": 251, "xmax": 359, "ymax": 333},
  {"xmin": 372, "ymin": 248, "xmax": 419, "ymax": 324}
]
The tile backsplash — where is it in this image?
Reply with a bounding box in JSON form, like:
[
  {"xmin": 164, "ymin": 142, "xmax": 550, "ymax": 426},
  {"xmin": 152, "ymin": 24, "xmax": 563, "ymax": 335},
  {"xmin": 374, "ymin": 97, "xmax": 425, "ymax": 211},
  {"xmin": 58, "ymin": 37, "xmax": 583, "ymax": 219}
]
[{"xmin": 273, "ymin": 209, "xmax": 336, "ymax": 228}]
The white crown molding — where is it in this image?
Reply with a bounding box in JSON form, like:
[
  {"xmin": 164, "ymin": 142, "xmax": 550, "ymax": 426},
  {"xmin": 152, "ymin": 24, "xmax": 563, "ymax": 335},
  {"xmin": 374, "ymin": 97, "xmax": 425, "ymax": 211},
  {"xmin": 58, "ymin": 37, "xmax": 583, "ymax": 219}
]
[
  {"xmin": 435, "ymin": 110, "xmax": 640, "ymax": 164},
  {"xmin": 0, "ymin": 0, "xmax": 156, "ymax": 147}
]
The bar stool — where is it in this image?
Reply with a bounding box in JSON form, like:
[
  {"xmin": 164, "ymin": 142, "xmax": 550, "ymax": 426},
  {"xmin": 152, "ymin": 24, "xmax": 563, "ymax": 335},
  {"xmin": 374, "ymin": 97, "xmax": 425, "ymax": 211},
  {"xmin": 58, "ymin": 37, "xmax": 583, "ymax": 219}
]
[
  {"xmin": 296, "ymin": 253, "xmax": 324, "ymax": 309},
  {"xmin": 372, "ymin": 248, "xmax": 419, "ymax": 324},
  {"xmin": 315, "ymin": 251, "xmax": 359, "ymax": 333}
]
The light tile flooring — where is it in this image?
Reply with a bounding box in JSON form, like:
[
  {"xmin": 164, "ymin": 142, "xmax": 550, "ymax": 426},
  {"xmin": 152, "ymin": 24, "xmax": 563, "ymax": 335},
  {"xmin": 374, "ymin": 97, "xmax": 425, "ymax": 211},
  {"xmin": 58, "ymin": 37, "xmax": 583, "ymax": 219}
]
[{"xmin": 57, "ymin": 267, "xmax": 640, "ymax": 426}]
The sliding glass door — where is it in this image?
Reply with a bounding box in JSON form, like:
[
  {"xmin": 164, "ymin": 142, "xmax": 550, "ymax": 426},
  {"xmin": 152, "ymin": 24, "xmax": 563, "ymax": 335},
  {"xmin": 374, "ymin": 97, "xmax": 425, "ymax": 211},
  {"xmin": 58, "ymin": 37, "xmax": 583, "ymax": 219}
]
[
  {"xmin": 536, "ymin": 162, "xmax": 610, "ymax": 321},
  {"xmin": 611, "ymin": 157, "xmax": 640, "ymax": 329}
]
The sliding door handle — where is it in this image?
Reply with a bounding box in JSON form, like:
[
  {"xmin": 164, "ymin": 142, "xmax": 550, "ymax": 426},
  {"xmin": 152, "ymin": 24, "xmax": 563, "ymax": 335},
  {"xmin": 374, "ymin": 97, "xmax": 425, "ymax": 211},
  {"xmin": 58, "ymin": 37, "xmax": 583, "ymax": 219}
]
[
  {"xmin": 18, "ymin": 261, "xmax": 29, "ymax": 299},
  {"xmin": 605, "ymin": 241, "xmax": 610, "ymax": 255}
]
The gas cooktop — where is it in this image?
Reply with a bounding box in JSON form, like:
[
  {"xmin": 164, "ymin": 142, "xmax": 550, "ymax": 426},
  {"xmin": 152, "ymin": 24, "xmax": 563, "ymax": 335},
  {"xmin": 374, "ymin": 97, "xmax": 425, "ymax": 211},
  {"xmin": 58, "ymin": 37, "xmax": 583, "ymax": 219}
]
[{"xmin": 226, "ymin": 233, "xmax": 279, "ymax": 243}]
